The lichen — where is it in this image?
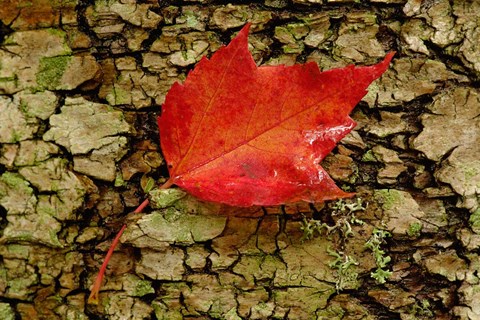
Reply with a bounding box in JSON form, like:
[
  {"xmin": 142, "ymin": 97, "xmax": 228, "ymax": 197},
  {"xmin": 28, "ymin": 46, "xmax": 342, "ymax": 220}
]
[
  {"xmin": 327, "ymin": 247, "xmax": 360, "ymax": 291},
  {"xmin": 364, "ymin": 229, "xmax": 392, "ymax": 284}
]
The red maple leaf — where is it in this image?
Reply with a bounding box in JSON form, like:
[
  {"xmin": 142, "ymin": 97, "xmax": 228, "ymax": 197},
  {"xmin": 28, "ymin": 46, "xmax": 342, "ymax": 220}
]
[{"xmin": 159, "ymin": 24, "xmax": 394, "ymax": 207}]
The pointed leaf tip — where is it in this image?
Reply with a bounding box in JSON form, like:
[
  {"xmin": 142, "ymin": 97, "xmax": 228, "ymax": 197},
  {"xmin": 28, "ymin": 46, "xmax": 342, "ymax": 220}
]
[
  {"xmin": 381, "ymin": 51, "xmax": 395, "ymax": 70},
  {"xmin": 373, "ymin": 51, "xmax": 395, "ymax": 78},
  {"xmin": 240, "ymin": 22, "xmax": 251, "ymax": 34}
]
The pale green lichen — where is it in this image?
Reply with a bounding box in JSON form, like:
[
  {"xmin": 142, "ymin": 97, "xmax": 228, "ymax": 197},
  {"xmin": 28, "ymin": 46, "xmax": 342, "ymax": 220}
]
[
  {"xmin": 0, "ymin": 75, "xmax": 19, "ymax": 85},
  {"xmin": 15, "ymin": 91, "xmax": 58, "ymax": 120},
  {"xmin": 408, "ymin": 299, "xmax": 433, "ymax": 317},
  {"xmin": 274, "ymin": 23, "xmax": 309, "ymax": 53},
  {"xmin": 162, "ymin": 207, "xmax": 184, "ymax": 223},
  {"xmin": 0, "ymin": 96, "xmax": 38, "ymax": 143},
  {"xmin": 182, "ymin": 10, "xmax": 201, "ymax": 28},
  {"xmin": 301, "ymin": 198, "xmax": 365, "ymax": 241},
  {"xmin": 327, "ymin": 247, "xmax": 360, "ymax": 292},
  {"xmin": 365, "ymin": 229, "xmax": 392, "ymax": 284},
  {"xmin": 466, "ymin": 168, "xmax": 480, "ymax": 181}
]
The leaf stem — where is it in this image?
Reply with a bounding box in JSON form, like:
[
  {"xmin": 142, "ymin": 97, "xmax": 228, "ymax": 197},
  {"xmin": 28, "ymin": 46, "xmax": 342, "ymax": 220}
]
[
  {"xmin": 159, "ymin": 177, "xmax": 174, "ymax": 190},
  {"xmin": 87, "ymin": 223, "xmax": 127, "ymax": 304},
  {"xmin": 87, "ymin": 178, "xmax": 174, "ymax": 304}
]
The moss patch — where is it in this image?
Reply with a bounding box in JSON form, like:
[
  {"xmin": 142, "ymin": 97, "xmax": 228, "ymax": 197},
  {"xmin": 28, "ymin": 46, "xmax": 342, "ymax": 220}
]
[
  {"xmin": 36, "ymin": 55, "xmax": 71, "ymax": 89},
  {"xmin": 469, "ymin": 208, "xmax": 480, "ymax": 234},
  {"xmin": 0, "ymin": 172, "xmax": 33, "ymax": 197},
  {"xmin": 374, "ymin": 189, "xmax": 403, "ymax": 211},
  {"xmin": 0, "ymin": 303, "xmax": 15, "ymax": 320},
  {"xmin": 407, "ymin": 222, "xmax": 423, "ymax": 238}
]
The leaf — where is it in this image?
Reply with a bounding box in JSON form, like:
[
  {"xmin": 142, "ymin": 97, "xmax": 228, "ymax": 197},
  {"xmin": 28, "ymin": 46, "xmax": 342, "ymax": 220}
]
[{"xmin": 158, "ymin": 23, "xmax": 394, "ymax": 207}]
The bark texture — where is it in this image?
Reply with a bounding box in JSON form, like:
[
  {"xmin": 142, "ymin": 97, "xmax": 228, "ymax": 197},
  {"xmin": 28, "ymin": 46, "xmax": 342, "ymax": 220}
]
[{"xmin": 0, "ymin": 0, "xmax": 479, "ymax": 319}]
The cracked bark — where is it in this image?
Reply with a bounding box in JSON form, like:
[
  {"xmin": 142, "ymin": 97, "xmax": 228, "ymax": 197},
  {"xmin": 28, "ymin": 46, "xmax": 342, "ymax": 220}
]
[{"xmin": 0, "ymin": 0, "xmax": 479, "ymax": 319}]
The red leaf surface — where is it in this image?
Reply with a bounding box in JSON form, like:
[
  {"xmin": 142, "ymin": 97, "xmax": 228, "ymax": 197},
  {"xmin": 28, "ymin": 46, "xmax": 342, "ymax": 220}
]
[{"xmin": 159, "ymin": 24, "xmax": 394, "ymax": 207}]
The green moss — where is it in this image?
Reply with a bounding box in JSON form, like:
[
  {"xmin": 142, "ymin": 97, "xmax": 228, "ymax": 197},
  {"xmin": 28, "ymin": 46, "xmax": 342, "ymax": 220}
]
[
  {"xmin": 283, "ymin": 43, "xmax": 304, "ymax": 54},
  {"xmin": 37, "ymin": 201, "xmax": 56, "ymax": 217},
  {"xmin": 10, "ymin": 132, "xmax": 21, "ymax": 143},
  {"xmin": 36, "ymin": 55, "xmax": 71, "ymax": 90},
  {"xmin": 0, "ymin": 303, "xmax": 15, "ymax": 320},
  {"xmin": 7, "ymin": 244, "xmax": 30, "ymax": 257},
  {"xmin": 45, "ymin": 28, "xmax": 72, "ymax": 54},
  {"xmin": 46, "ymin": 28, "xmax": 66, "ymax": 38},
  {"xmin": 374, "ymin": 189, "xmax": 402, "ymax": 211},
  {"xmin": 0, "ymin": 75, "xmax": 18, "ymax": 84},
  {"xmin": 0, "ymin": 264, "xmax": 6, "ymax": 283},
  {"xmin": 224, "ymin": 307, "xmax": 242, "ymax": 320},
  {"xmin": 114, "ymin": 172, "xmax": 126, "ymax": 187},
  {"xmin": 48, "ymin": 229, "xmax": 62, "ymax": 247},
  {"xmin": 407, "ymin": 222, "xmax": 423, "ymax": 237},
  {"xmin": 316, "ymin": 304, "xmax": 345, "ymax": 319},
  {"xmin": 149, "ymin": 188, "xmax": 187, "ymax": 209},
  {"xmin": 0, "ymin": 172, "xmax": 33, "ymax": 196},
  {"xmin": 8, "ymin": 274, "xmax": 38, "ymax": 294},
  {"xmin": 2, "ymin": 35, "xmax": 17, "ymax": 46},
  {"xmin": 361, "ymin": 150, "xmax": 377, "ymax": 162},
  {"xmin": 134, "ymin": 279, "xmax": 155, "ymax": 296},
  {"xmin": 469, "ymin": 208, "xmax": 480, "ymax": 234},
  {"xmin": 461, "ymin": 162, "xmax": 480, "ymax": 180},
  {"xmin": 95, "ymin": 0, "xmax": 117, "ymax": 7},
  {"xmin": 182, "ymin": 10, "xmax": 199, "ymax": 28},
  {"xmin": 108, "ymin": 86, "xmax": 131, "ymax": 105},
  {"xmin": 152, "ymin": 301, "xmax": 183, "ymax": 320},
  {"xmin": 13, "ymin": 234, "xmax": 35, "ymax": 242}
]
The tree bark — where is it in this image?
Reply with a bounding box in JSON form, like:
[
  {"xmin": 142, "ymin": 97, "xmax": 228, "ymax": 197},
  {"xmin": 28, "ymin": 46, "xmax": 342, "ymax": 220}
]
[{"xmin": 0, "ymin": 0, "xmax": 478, "ymax": 319}]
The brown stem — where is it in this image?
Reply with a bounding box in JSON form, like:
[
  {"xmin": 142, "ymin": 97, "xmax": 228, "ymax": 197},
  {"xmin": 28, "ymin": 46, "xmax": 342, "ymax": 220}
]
[{"xmin": 87, "ymin": 178, "xmax": 174, "ymax": 304}]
